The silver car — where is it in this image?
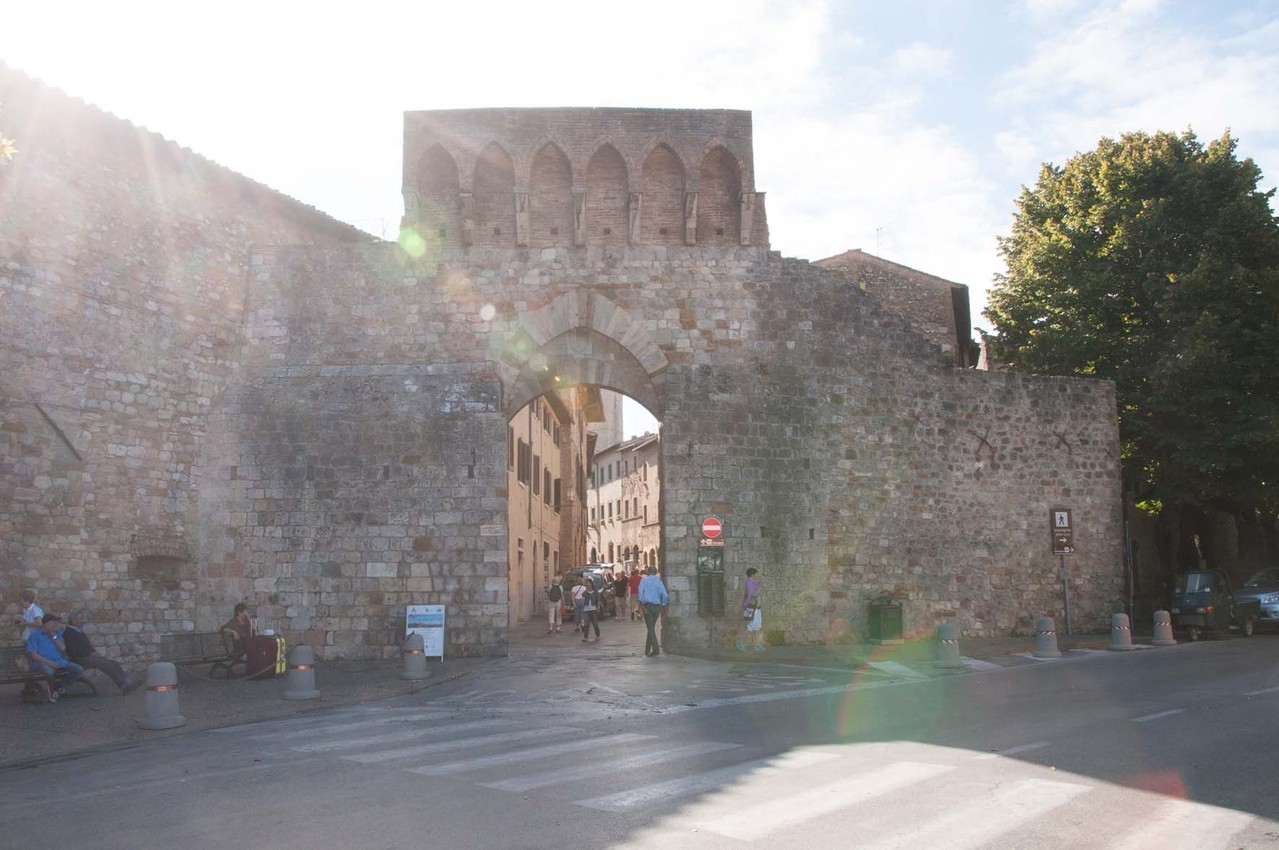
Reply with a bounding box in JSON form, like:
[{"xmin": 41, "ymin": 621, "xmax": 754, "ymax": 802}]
[{"xmin": 1234, "ymin": 567, "xmax": 1279, "ymax": 630}]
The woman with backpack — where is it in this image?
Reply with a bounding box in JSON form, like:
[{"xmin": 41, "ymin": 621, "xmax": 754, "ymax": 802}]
[
  {"xmin": 579, "ymin": 578, "xmax": 601, "ymax": 642},
  {"xmin": 545, "ymin": 575, "xmax": 563, "ymax": 633}
]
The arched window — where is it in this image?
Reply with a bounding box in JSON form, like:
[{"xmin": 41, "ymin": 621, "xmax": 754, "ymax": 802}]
[
  {"xmin": 530, "ymin": 143, "xmax": 573, "ymax": 247},
  {"xmin": 640, "ymin": 144, "xmax": 684, "ymax": 245},
  {"xmin": 586, "ymin": 144, "xmax": 628, "ymax": 245},
  {"xmin": 474, "ymin": 143, "xmax": 515, "ymax": 247},
  {"xmin": 415, "ymin": 144, "xmax": 461, "ymax": 244},
  {"xmin": 696, "ymin": 145, "xmax": 742, "ymax": 245}
]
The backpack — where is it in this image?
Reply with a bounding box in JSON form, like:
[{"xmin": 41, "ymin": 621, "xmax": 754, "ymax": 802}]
[{"xmin": 546, "ymin": 584, "xmax": 562, "ymax": 603}]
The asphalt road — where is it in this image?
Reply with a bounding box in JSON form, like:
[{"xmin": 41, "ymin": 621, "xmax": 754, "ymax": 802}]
[{"xmin": 2, "ymin": 634, "xmax": 1277, "ymax": 849}]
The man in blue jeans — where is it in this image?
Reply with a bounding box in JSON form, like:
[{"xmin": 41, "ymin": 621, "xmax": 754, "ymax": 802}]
[
  {"xmin": 26, "ymin": 614, "xmax": 85, "ymax": 703},
  {"xmin": 636, "ymin": 566, "xmax": 669, "ymax": 657}
]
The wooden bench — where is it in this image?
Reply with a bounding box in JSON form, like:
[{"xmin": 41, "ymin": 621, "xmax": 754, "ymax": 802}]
[
  {"xmin": 1, "ymin": 645, "xmax": 98, "ymax": 701},
  {"xmin": 158, "ymin": 632, "xmax": 246, "ymax": 679}
]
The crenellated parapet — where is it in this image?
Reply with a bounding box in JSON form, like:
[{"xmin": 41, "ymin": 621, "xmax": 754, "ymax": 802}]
[{"xmin": 401, "ymin": 108, "xmax": 767, "ymax": 249}]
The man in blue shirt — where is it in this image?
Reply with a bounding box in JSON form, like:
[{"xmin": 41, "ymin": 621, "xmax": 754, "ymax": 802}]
[
  {"xmin": 636, "ymin": 566, "xmax": 669, "ymax": 657},
  {"xmin": 26, "ymin": 614, "xmax": 85, "ymax": 702}
]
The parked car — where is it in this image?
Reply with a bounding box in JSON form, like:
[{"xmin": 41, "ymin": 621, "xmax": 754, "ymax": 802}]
[
  {"xmin": 1233, "ymin": 567, "xmax": 1279, "ymax": 632},
  {"xmin": 1170, "ymin": 570, "xmax": 1261, "ymax": 641}
]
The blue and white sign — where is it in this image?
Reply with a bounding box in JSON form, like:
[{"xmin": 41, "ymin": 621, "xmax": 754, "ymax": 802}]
[{"xmin": 405, "ymin": 604, "xmax": 445, "ymax": 659}]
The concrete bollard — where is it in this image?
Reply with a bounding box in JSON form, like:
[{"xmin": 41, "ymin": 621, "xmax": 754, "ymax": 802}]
[
  {"xmin": 1033, "ymin": 616, "xmax": 1062, "ymax": 658},
  {"xmin": 400, "ymin": 633, "xmax": 430, "ymax": 680},
  {"xmin": 283, "ymin": 645, "xmax": 321, "ymax": 700},
  {"xmin": 1152, "ymin": 610, "xmax": 1178, "ymax": 647},
  {"xmin": 138, "ymin": 662, "xmax": 186, "ymax": 730},
  {"xmin": 1109, "ymin": 613, "xmax": 1137, "ymax": 651},
  {"xmin": 934, "ymin": 622, "xmax": 965, "ymax": 669}
]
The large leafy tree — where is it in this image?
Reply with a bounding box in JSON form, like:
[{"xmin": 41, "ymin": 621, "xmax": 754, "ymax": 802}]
[{"xmin": 986, "ymin": 130, "xmax": 1279, "ymax": 569}]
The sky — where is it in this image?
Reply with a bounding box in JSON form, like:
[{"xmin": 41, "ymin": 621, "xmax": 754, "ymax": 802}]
[{"xmin": 3, "ymin": 0, "xmax": 1277, "ymax": 438}]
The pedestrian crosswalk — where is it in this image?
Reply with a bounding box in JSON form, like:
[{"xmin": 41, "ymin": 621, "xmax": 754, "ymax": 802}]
[{"xmin": 223, "ymin": 706, "xmax": 1270, "ymax": 848}]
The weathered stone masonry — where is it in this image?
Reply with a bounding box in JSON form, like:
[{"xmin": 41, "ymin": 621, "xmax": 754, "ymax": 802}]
[{"xmin": 2, "ymin": 73, "xmax": 1124, "ymax": 661}]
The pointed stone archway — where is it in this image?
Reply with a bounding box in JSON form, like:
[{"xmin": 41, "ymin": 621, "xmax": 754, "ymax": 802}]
[{"xmin": 499, "ymin": 289, "xmax": 667, "ymax": 418}]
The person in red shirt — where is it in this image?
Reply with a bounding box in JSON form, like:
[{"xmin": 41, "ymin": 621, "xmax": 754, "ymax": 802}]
[{"xmin": 627, "ymin": 567, "xmax": 643, "ymax": 620}]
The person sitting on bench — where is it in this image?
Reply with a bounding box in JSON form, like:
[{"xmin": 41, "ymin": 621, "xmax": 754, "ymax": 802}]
[
  {"xmin": 63, "ymin": 610, "xmax": 140, "ymax": 695},
  {"xmin": 26, "ymin": 614, "xmax": 84, "ymax": 703},
  {"xmin": 220, "ymin": 603, "xmax": 255, "ymax": 663}
]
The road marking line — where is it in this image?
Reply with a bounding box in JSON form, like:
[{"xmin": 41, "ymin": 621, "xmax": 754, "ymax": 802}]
[
  {"xmin": 699, "ymin": 761, "xmax": 954, "ymax": 840},
  {"xmin": 289, "ymin": 719, "xmax": 509, "ymax": 753},
  {"xmin": 343, "ymin": 726, "xmax": 580, "ymax": 764},
  {"xmin": 1107, "ymin": 797, "xmax": 1254, "ymax": 850},
  {"xmin": 975, "ymin": 741, "xmax": 1050, "ymax": 760},
  {"xmin": 962, "ymin": 658, "xmax": 1002, "ymax": 671},
  {"xmin": 1131, "ymin": 708, "xmax": 1186, "ymax": 723},
  {"xmin": 868, "ymin": 661, "xmax": 930, "ymax": 679},
  {"xmin": 408, "ymin": 733, "xmax": 653, "ymax": 776},
  {"xmin": 587, "ymin": 681, "xmax": 629, "ymax": 696},
  {"xmin": 859, "ymin": 777, "xmax": 1090, "ymax": 850},
  {"xmin": 245, "ymin": 713, "xmax": 452, "ymax": 742},
  {"xmin": 575, "ymin": 750, "xmax": 839, "ymax": 812},
  {"xmin": 483, "ymin": 741, "xmax": 741, "ymax": 792},
  {"xmin": 1244, "ymin": 685, "xmax": 1279, "ymax": 696}
]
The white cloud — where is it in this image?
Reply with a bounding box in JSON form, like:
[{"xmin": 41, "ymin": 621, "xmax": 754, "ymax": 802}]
[{"xmin": 890, "ymin": 43, "xmax": 953, "ymax": 78}]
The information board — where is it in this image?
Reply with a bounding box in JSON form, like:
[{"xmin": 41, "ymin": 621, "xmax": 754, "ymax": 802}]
[{"xmin": 405, "ymin": 604, "xmax": 446, "ymax": 659}]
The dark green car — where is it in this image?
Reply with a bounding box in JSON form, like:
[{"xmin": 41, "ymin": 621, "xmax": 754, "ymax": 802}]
[{"xmin": 1170, "ymin": 570, "xmax": 1261, "ymax": 641}]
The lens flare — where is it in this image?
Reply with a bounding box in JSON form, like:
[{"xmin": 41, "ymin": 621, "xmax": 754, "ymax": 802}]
[
  {"xmin": 398, "ymin": 227, "xmax": 426, "ymax": 258},
  {"xmin": 480, "ymin": 304, "xmax": 496, "ymax": 321}
]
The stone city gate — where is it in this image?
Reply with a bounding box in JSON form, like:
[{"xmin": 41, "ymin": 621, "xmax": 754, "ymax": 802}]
[{"xmin": 0, "ymin": 78, "xmax": 1124, "ymax": 662}]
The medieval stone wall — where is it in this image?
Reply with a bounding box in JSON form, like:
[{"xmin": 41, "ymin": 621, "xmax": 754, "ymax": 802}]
[
  {"xmin": 2, "ymin": 81, "xmax": 1123, "ymax": 662},
  {"xmin": 211, "ymin": 240, "xmax": 1121, "ymax": 658},
  {"xmin": 0, "ymin": 66, "xmax": 364, "ymax": 659}
]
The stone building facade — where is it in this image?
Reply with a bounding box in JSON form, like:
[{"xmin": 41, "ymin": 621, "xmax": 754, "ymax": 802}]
[
  {"xmin": 2, "ymin": 69, "xmax": 1124, "ymax": 661},
  {"xmin": 588, "ymin": 433, "xmax": 661, "ymax": 570},
  {"xmin": 506, "ymin": 389, "xmax": 591, "ymax": 624}
]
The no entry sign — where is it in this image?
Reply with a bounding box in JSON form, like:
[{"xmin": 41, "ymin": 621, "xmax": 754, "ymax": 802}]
[{"xmin": 701, "ymin": 517, "xmax": 722, "ymax": 539}]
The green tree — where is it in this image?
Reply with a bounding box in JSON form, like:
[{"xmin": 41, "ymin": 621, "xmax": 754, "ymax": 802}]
[{"xmin": 985, "ymin": 130, "xmax": 1279, "ymax": 572}]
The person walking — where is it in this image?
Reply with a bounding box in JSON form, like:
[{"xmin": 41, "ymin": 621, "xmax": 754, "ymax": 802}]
[
  {"xmin": 738, "ymin": 567, "xmax": 764, "ymax": 652},
  {"xmin": 63, "ymin": 610, "xmax": 140, "ymax": 694},
  {"xmin": 580, "ymin": 579, "xmax": 601, "ymax": 642},
  {"xmin": 612, "ymin": 568, "xmax": 627, "ymax": 619},
  {"xmin": 570, "ymin": 579, "xmax": 586, "ymax": 635},
  {"xmin": 637, "ymin": 566, "xmax": 668, "ymax": 657},
  {"xmin": 545, "ymin": 575, "xmax": 564, "ymax": 633}
]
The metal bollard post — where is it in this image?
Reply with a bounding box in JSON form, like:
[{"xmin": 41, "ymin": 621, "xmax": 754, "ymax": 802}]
[
  {"xmin": 1033, "ymin": 616, "xmax": 1062, "ymax": 658},
  {"xmin": 1109, "ymin": 612, "xmax": 1137, "ymax": 651},
  {"xmin": 1151, "ymin": 610, "xmax": 1177, "ymax": 647},
  {"xmin": 400, "ymin": 633, "xmax": 430, "ymax": 680},
  {"xmin": 934, "ymin": 622, "xmax": 964, "ymax": 669},
  {"xmin": 283, "ymin": 645, "xmax": 321, "ymax": 700},
  {"xmin": 138, "ymin": 662, "xmax": 186, "ymax": 730}
]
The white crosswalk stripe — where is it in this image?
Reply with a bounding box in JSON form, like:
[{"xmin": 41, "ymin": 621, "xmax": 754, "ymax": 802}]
[
  {"xmin": 289, "ymin": 718, "xmax": 510, "ymax": 753},
  {"xmin": 1108, "ymin": 798, "xmax": 1255, "ymax": 850},
  {"xmin": 856, "ymin": 777, "xmax": 1090, "ymax": 850},
  {"xmin": 341, "ymin": 726, "xmax": 584, "ymax": 764},
  {"xmin": 695, "ymin": 760, "xmax": 954, "ymax": 841},
  {"xmin": 576, "ymin": 750, "xmax": 840, "ymax": 812},
  {"xmin": 409, "ymin": 732, "xmax": 654, "ymax": 776},
  {"xmin": 482, "ymin": 741, "xmax": 742, "ymax": 792}
]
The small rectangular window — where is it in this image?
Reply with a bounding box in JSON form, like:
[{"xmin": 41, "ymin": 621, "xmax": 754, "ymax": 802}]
[{"xmin": 532, "ymin": 454, "xmax": 540, "ymax": 494}]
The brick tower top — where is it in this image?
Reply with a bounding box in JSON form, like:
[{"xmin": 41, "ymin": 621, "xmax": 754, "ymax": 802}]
[{"xmin": 401, "ymin": 108, "xmax": 766, "ymax": 250}]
